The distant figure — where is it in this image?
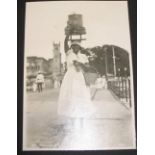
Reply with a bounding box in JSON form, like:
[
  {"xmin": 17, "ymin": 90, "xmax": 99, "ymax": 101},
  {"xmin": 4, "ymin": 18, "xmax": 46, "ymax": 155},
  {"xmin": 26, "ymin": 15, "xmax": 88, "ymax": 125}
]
[
  {"xmin": 36, "ymin": 71, "xmax": 45, "ymax": 92},
  {"xmin": 91, "ymin": 75, "xmax": 107, "ymax": 100},
  {"xmin": 95, "ymin": 76, "xmax": 107, "ymax": 89},
  {"xmin": 54, "ymin": 79, "xmax": 60, "ymax": 88},
  {"xmin": 32, "ymin": 82, "xmax": 37, "ymax": 92}
]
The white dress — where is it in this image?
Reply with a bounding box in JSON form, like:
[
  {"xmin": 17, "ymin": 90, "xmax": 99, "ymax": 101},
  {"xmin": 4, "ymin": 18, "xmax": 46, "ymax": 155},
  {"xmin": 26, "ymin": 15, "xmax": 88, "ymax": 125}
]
[{"xmin": 57, "ymin": 50, "xmax": 95, "ymax": 118}]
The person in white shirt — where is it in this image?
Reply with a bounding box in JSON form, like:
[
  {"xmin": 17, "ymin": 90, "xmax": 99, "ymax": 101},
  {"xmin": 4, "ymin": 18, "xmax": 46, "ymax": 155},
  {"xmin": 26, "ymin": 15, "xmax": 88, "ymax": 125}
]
[
  {"xmin": 95, "ymin": 76, "xmax": 107, "ymax": 89},
  {"xmin": 91, "ymin": 75, "xmax": 107, "ymax": 100},
  {"xmin": 36, "ymin": 71, "xmax": 45, "ymax": 92}
]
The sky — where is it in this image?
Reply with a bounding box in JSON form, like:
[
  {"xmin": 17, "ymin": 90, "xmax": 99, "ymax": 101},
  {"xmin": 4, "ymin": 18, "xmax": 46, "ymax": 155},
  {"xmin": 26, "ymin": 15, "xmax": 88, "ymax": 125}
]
[{"xmin": 25, "ymin": 1, "xmax": 131, "ymax": 62}]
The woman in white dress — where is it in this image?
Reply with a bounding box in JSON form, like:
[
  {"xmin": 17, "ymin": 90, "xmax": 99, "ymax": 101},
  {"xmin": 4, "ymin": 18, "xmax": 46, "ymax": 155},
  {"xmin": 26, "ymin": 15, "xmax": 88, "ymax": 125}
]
[{"xmin": 57, "ymin": 38, "xmax": 95, "ymax": 127}]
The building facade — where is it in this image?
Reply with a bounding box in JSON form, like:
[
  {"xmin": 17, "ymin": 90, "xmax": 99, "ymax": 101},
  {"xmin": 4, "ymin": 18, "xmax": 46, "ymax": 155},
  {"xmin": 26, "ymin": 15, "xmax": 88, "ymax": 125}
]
[
  {"xmin": 26, "ymin": 57, "xmax": 49, "ymax": 77},
  {"xmin": 26, "ymin": 42, "xmax": 64, "ymax": 90}
]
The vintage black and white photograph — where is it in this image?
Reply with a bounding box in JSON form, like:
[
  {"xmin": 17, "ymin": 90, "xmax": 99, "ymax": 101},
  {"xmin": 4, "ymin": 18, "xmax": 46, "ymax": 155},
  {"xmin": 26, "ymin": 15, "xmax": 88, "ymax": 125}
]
[{"xmin": 23, "ymin": 1, "xmax": 136, "ymax": 150}]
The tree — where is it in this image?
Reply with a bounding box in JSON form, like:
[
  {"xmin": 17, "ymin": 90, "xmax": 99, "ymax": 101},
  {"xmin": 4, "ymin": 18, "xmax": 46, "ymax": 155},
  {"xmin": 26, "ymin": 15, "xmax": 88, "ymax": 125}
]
[{"xmin": 87, "ymin": 45, "xmax": 130, "ymax": 76}]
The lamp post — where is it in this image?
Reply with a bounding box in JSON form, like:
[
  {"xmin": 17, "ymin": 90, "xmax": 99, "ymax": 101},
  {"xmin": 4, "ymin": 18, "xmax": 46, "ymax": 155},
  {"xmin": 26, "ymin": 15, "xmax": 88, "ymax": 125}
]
[
  {"xmin": 112, "ymin": 46, "xmax": 117, "ymax": 77},
  {"xmin": 117, "ymin": 68, "xmax": 121, "ymax": 97},
  {"xmin": 123, "ymin": 67, "xmax": 128, "ymax": 102},
  {"xmin": 118, "ymin": 68, "xmax": 121, "ymax": 79}
]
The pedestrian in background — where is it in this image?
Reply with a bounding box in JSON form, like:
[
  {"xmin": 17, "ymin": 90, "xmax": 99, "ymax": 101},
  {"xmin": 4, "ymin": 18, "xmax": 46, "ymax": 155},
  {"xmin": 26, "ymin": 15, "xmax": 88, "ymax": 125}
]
[
  {"xmin": 32, "ymin": 82, "xmax": 37, "ymax": 92},
  {"xmin": 91, "ymin": 75, "xmax": 107, "ymax": 100},
  {"xmin": 95, "ymin": 75, "xmax": 107, "ymax": 89},
  {"xmin": 36, "ymin": 71, "xmax": 45, "ymax": 92}
]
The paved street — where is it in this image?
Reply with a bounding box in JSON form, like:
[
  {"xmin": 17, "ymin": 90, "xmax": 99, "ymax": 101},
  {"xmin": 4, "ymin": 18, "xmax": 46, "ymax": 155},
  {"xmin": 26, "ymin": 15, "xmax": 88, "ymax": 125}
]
[{"xmin": 23, "ymin": 88, "xmax": 135, "ymax": 150}]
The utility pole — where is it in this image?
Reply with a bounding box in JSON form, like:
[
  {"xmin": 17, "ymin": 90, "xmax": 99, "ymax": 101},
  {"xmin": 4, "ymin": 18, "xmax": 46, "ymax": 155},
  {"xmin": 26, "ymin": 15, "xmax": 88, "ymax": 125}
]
[
  {"xmin": 103, "ymin": 46, "xmax": 108, "ymax": 80},
  {"xmin": 112, "ymin": 46, "xmax": 117, "ymax": 77}
]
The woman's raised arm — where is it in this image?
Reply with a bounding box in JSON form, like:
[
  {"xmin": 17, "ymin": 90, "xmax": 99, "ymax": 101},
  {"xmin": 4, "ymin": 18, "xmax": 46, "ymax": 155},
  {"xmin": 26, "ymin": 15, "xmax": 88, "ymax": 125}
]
[{"xmin": 64, "ymin": 35, "xmax": 70, "ymax": 53}]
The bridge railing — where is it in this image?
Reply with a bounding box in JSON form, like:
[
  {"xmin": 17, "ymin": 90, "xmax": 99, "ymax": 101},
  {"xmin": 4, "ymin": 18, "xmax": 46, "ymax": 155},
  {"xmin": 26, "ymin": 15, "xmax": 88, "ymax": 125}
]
[{"xmin": 107, "ymin": 77, "xmax": 131, "ymax": 108}]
